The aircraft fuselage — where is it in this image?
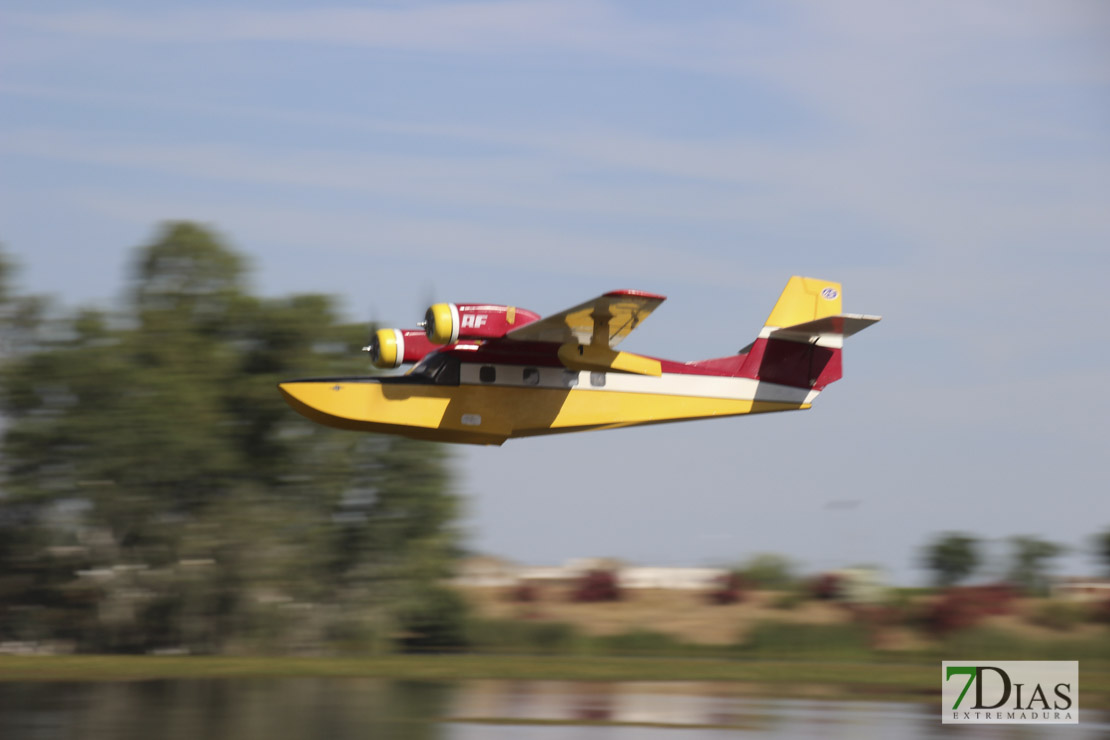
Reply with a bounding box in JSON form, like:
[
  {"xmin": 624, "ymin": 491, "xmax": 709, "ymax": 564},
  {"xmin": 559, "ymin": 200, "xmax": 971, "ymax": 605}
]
[{"xmin": 278, "ymin": 344, "xmax": 815, "ymax": 446}]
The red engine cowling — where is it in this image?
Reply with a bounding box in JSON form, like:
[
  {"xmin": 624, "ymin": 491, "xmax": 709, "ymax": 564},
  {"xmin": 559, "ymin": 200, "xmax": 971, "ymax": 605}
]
[
  {"xmin": 366, "ymin": 328, "xmax": 437, "ymax": 369},
  {"xmin": 424, "ymin": 303, "xmax": 540, "ymax": 344}
]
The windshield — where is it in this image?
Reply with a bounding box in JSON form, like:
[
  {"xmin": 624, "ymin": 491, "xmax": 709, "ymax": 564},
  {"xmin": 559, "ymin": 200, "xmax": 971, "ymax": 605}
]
[{"xmin": 409, "ymin": 353, "xmax": 460, "ymax": 385}]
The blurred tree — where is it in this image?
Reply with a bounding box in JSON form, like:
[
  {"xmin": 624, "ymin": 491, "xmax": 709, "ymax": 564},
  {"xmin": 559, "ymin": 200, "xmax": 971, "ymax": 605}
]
[
  {"xmin": 736, "ymin": 553, "xmax": 795, "ymax": 590},
  {"xmin": 1097, "ymin": 528, "xmax": 1110, "ymax": 578},
  {"xmin": 0, "ymin": 245, "xmax": 77, "ymax": 648},
  {"xmin": 1008, "ymin": 536, "xmax": 1062, "ymax": 596},
  {"xmin": 0, "ymin": 223, "xmax": 461, "ymax": 653},
  {"xmin": 923, "ymin": 532, "xmax": 979, "ymax": 588}
]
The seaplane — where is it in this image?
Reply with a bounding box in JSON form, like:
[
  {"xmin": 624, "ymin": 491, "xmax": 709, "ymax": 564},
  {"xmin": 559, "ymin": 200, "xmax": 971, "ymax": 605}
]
[{"xmin": 279, "ymin": 276, "xmax": 880, "ymax": 445}]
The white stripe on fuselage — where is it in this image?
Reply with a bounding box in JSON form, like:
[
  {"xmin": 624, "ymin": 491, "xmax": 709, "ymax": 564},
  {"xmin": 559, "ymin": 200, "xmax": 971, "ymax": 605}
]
[{"xmin": 457, "ymin": 362, "xmax": 819, "ymax": 405}]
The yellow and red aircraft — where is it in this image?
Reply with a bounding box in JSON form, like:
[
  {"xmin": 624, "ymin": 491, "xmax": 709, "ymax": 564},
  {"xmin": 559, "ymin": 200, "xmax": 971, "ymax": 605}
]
[{"xmin": 279, "ymin": 276, "xmax": 879, "ymax": 445}]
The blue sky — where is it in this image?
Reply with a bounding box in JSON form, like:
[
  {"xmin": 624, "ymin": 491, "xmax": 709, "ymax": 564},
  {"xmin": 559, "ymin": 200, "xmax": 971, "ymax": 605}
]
[{"xmin": 2, "ymin": 1, "xmax": 1109, "ymax": 583}]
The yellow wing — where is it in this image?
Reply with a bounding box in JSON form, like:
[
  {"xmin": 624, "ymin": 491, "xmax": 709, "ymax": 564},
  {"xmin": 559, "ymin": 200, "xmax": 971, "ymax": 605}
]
[
  {"xmin": 505, "ymin": 290, "xmax": 666, "ymax": 348},
  {"xmin": 505, "ymin": 290, "xmax": 666, "ymax": 376}
]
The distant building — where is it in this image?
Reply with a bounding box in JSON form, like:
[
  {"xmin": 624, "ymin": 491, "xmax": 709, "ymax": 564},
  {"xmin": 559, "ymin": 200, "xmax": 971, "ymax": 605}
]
[
  {"xmin": 619, "ymin": 567, "xmax": 724, "ymax": 590},
  {"xmin": 453, "ymin": 555, "xmax": 725, "ymax": 591},
  {"xmin": 453, "ymin": 555, "xmax": 520, "ymax": 587},
  {"xmin": 1052, "ymin": 577, "xmax": 1110, "ymax": 602},
  {"xmin": 829, "ymin": 567, "xmax": 889, "ymax": 605}
]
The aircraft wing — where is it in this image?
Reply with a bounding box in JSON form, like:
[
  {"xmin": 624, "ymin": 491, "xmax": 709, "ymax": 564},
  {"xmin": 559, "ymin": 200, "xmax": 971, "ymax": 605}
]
[{"xmin": 505, "ymin": 290, "xmax": 666, "ymax": 348}]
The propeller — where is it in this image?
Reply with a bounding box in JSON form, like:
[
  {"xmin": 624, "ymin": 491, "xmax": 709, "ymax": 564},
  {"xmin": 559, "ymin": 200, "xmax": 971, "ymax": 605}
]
[
  {"xmin": 360, "ymin": 286, "xmax": 437, "ymax": 369},
  {"xmin": 361, "ymin": 303, "xmax": 380, "ymax": 364}
]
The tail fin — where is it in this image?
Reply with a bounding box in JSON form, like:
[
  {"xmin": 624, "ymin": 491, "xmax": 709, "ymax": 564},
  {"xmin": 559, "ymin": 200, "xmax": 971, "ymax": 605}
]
[
  {"xmin": 762, "ymin": 276, "xmax": 844, "ymax": 333},
  {"xmin": 742, "ymin": 276, "xmax": 880, "ymax": 390}
]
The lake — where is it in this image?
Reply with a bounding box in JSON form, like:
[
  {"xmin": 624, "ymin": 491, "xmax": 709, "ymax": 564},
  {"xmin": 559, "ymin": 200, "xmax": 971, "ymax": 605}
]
[{"xmin": 0, "ymin": 678, "xmax": 1104, "ymax": 739}]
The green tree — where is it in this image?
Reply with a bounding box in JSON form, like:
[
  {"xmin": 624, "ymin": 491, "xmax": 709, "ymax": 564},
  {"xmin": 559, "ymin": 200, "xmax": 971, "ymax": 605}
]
[
  {"xmin": 737, "ymin": 553, "xmax": 796, "ymax": 590},
  {"xmin": 1008, "ymin": 536, "xmax": 1062, "ymax": 596},
  {"xmin": 0, "ymin": 223, "xmax": 461, "ymax": 653},
  {"xmin": 923, "ymin": 532, "xmax": 980, "ymax": 588},
  {"xmin": 0, "ymin": 246, "xmax": 97, "ymax": 648},
  {"xmin": 1096, "ymin": 528, "xmax": 1110, "ymax": 578}
]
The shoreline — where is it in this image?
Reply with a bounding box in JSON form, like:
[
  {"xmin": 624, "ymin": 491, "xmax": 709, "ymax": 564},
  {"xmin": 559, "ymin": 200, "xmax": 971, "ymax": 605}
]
[{"xmin": 1, "ymin": 654, "xmax": 1107, "ymax": 708}]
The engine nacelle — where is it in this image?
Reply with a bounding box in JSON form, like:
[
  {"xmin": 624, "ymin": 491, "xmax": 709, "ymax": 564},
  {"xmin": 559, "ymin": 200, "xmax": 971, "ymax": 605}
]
[
  {"xmin": 424, "ymin": 303, "xmax": 540, "ymax": 344},
  {"xmin": 366, "ymin": 328, "xmax": 437, "ymax": 369}
]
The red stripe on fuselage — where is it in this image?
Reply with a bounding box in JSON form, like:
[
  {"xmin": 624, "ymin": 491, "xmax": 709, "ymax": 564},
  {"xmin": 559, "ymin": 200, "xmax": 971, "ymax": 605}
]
[{"xmin": 435, "ymin": 341, "xmax": 753, "ymax": 378}]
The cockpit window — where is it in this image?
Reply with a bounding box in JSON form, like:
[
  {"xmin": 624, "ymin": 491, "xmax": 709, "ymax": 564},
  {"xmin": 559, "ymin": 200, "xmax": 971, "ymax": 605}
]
[{"xmin": 410, "ymin": 354, "xmax": 461, "ymax": 385}]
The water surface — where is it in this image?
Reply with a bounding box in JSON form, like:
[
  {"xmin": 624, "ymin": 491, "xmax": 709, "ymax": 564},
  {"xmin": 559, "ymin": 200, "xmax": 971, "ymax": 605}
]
[{"xmin": 0, "ymin": 678, "xmax": 1103, "ymax": 739}]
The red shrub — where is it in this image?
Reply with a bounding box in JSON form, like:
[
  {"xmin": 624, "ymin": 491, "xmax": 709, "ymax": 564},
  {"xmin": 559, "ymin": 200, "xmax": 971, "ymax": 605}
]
[
  {"xmin": 506, "ymin": 582, "xmax": 540, "ymax": 603},
  {"xmin": 925, "ymin": 584, "xmax": 1016, "ymax": 635},
  {"xmin": 570, "ymin": 570, "xmax": 622, "ymax": 602},
  {"xmin": 926, "ymin": 591, "xmax": 981, "ymax": 635},
  {"xmin": 972, "ymin": 583, "xmax": 1018, "ymax": 616},
  {"xmin": 1091, "ymin": 597, "xmax": 1110, "ymax": 624},
  {"xmin": 810, "ymin": 573, "xmax": 842, "ymax": 600},
  {"xmin": 706, "ymin": 572, "xmax": 745, "ymax": 605}
]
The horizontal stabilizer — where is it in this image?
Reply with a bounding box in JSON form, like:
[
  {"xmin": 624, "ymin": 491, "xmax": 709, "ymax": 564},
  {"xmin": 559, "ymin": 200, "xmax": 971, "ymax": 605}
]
[{"xmin": 768, "ymin": 314, "xmax": 881, "ymax": 348}]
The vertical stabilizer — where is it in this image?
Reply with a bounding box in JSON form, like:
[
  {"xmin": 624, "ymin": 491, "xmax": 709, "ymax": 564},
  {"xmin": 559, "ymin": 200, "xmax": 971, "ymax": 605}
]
[{"xmin": 763, "ymin": 276, "xmax": 843, "ymax": 332}]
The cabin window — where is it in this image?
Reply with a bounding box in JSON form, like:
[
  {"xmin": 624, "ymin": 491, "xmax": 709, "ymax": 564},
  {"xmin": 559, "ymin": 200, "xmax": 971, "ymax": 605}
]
[
  {"xmin": 523, "ymin": 367, "xmax": 540, "ymax": 386},
  {"xmin": 590, "ymin": 371, "xmax": 606, "ymax": 387},
  {"xmin": 562, "ymin": 370, "xmax": 579, "ymax": 388},
  {"xmin": 479, "ymin": 365, "xmax": 496, "ymax": 383}
]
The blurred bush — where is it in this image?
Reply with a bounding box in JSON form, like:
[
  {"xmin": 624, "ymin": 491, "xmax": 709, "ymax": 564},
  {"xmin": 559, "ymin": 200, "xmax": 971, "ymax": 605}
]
[
  {"xmin": 706, "ymin": 572, "xmax": 745, "ymax": 605},
  {"xmin": 396, "ymin": 586, "xmax": 471, "ymax": 652},
  {"xmin": 738, "ymin": 622, "xmax": 872, "ymax": 660},
  {"xmin": 592, "ymin": 629, "xmax": 684, "ymax": 656},
  {"xmin": 940, "ymin": 626, "xmax": 1110, "ymax": 661},
  {"xmin": 466, "ymin": 618, "xmax": 581, "ymax": 654},
  {"xmin": 810, "ymin": 572, "xmax": 842, "ymax": 600},
  {"xmin": 505, "ymin": 582, "xmax": 541, "ymax": 603},
  {"xmin": 1029, "ymin": 600, "xmax": 1088, "ymax": 632},
  {"xmin": 1093, "ymin": 597, "xmax": 1110, "ymax": 625},
  {"xmin": 771, "ymin": 590, "xmax": 804, "ymax": 610},
  {"xmin": 570, "ymin": 570, "xmax": 622, "ymax": 603},
  {"xmin": 735, "ymin": 553, "xmax": 795, "ymax": 591},
  {"xmin": 923, "ymin": 585, "xmax": 1018, "ymax": 636}
]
